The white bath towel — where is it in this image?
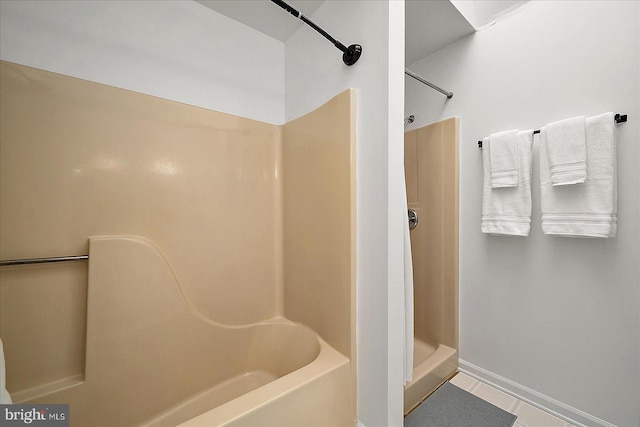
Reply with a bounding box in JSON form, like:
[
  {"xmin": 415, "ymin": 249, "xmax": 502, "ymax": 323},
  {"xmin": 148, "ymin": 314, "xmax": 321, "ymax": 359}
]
[
  {"xmin": 489, "ymin": 130, "xmax": 519, "ymax": 188},
  {"xmin": 482, "ymin": 130, "xmax": 533, "ymax": 236},
  {"xmin": 540, "ymin": 112, "xmax": 617, "ymax": 238},
  {"xmin": 546, "ymin": 116, "xmax": 587, "ymax": 185}
]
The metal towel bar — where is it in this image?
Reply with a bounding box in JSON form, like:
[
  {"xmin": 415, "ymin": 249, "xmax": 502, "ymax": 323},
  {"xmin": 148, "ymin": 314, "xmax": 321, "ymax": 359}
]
[
  {"xmin": 0, "ymin": 255, "xmax": 88, "ymax": 267},
  {"xmin": 477, "ymin": 113, "xmax": 628, "ymax": 148}
]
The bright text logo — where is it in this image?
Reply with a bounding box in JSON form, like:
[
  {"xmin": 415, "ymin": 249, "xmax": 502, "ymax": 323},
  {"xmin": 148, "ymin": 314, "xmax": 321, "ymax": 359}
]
[{"xmin": 1, "ymin": 405, "xmax": 68, "ymax": 426}]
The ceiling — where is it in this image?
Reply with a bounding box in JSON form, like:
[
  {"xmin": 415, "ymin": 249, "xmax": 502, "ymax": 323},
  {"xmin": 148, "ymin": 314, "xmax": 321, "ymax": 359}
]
[
  {"xmin": 195, "ymin": 0, "xmax": 324, "ymax": 43},
  {"xmin": 195, "ymin": 1, "xmax": 525, "ymax": 66},
  {"xmin": 405, "ymin": 0, "xmax": 475, "ymax": 65},
  {"xmin": 196, "ymin": 0, "xmax": 475, "ymax": 65}
]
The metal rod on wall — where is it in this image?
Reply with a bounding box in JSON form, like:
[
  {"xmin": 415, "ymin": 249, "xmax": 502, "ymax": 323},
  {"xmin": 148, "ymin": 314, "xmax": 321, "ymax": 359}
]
[
  {"xmin": 405, "ymin": 69, "xmax": 454, "ymax": 99},
  {"xmin": 0, "ymin": 255, "xmax": 89, "ymax": 267},
  {"xmin": 270, "ymin": 0, "xmax": 362, "ymax": 66}
]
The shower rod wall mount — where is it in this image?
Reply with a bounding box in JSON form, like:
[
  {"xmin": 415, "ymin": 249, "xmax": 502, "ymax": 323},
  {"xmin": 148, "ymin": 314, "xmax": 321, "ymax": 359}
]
[{"xmin": 270, "ymin": 0, "xmax": 362, "ymax": 66}]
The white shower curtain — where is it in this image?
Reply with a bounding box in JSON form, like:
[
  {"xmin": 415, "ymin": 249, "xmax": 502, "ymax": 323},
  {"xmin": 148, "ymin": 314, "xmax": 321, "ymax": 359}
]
[
  {"xmin": 401, "ymin": 172, "xmax": 414, "ymax": 385},
  {"xmin": 1, "ymin": 338, "xmax": 12, "ymax": 404}
]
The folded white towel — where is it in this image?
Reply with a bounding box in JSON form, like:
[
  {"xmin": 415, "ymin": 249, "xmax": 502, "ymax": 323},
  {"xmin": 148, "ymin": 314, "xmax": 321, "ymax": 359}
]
[
  {"xmin": 546, "ymin": 116, "xmax": 587, "ymax": 185},
  {"xmin": 482, "ymin": 130, "xmax": 533, "ymax": 236},
  {"xmin": 489, "ymin": 129, "xmax": 519, "ymax": 188},
  {"xmin": 540, "ymin": 112, "xmax": 617, "ymax": 237}
]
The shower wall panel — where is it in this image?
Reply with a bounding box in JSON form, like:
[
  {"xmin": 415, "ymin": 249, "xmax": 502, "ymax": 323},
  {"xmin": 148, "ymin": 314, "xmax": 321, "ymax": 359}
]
[
  {"xmin": 405, "ymin": 118, "xmax": 459, "ymax": 351},
  {"xmin": 0, "ymin": 61, "xmax": 282, "ymax": 395},
  {"xmin": 282, "ymin": 89, "xmax": 356, "ymax": 359}
]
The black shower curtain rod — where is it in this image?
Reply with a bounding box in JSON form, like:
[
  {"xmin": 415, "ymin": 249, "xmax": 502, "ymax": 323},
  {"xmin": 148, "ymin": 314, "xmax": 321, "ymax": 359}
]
[
  {"xmin": 270, "ymin": 0, "xmax": 362, "ymax": 66},
  {"xmin": 271, "ymin": 0, "xmax": 454, "ymax": 99}
]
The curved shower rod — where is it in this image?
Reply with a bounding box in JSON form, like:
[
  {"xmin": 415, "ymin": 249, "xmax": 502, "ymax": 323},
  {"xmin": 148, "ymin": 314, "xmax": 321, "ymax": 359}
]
[{"xmin": 270, "ymin": 0, "xmax": 362, "ymax": 66}]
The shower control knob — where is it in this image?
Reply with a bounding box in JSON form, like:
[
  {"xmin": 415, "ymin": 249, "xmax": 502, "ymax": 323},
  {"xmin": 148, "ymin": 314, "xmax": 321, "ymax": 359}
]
[{"xmin": 408, "ymin": 209, "xmax": 419, "ymax": 230}]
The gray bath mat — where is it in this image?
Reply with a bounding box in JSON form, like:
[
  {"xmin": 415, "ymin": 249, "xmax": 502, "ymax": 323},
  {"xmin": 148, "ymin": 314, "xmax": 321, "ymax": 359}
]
[{"xmin": 404, "ymin": 381, "xmax": 517, "ymax": 427}]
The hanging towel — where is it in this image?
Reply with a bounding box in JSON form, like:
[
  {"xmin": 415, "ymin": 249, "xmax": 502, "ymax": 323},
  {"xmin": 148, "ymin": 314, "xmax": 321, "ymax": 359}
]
[
  {"xmin": 489, "ymin": 129, "xmax": 519, "ymax": 188},
  {"xmin": 481, "ymin": 130, "xmax": 533, "ymax": 236},
  {"xmin": 546, "ymin": 116, "xmax": 587, "ymax": 185},
  {"xmin": 540, "ymin": 112, "xmax": 617, "ymax": 237}
]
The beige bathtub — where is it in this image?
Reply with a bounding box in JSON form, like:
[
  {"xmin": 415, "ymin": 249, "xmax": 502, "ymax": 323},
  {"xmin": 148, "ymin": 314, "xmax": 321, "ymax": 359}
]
[
  {"xmin": 1, "ymin": 64, "xmax": 356, "ymax": 426},
  {"xmin": 174, "ymin": 338, "xmax": 350, "ymax": 427},
  {"xmin": 14, "ymin": 236, "xmax": 350, "ymax": 427}
]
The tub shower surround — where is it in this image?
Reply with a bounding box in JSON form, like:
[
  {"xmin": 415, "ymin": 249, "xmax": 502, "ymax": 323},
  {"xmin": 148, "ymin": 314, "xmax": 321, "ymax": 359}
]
[
  {"xmin": 403, "ymin": 118, "xmax": 459, "ymax": 413},
  {"xmin": 0, "ymin": 61, "xmax": 355, "ymax": 426}
]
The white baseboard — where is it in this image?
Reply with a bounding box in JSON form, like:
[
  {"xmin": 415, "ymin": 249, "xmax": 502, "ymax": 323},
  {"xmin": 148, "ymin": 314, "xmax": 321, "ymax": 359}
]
[
  {"xmin": 458, "ymin": 360, "xmax": 616, "ymax": 427},
  {"xmin": 355, "ymin": 420, "xmax": 365, "ymax": 427}
]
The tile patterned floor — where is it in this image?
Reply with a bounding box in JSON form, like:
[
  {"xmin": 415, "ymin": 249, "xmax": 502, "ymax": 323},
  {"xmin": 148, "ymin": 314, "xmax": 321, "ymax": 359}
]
[{"xmin": 449, "ymin": 372, "xmax": 576, "ymax": 427}]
